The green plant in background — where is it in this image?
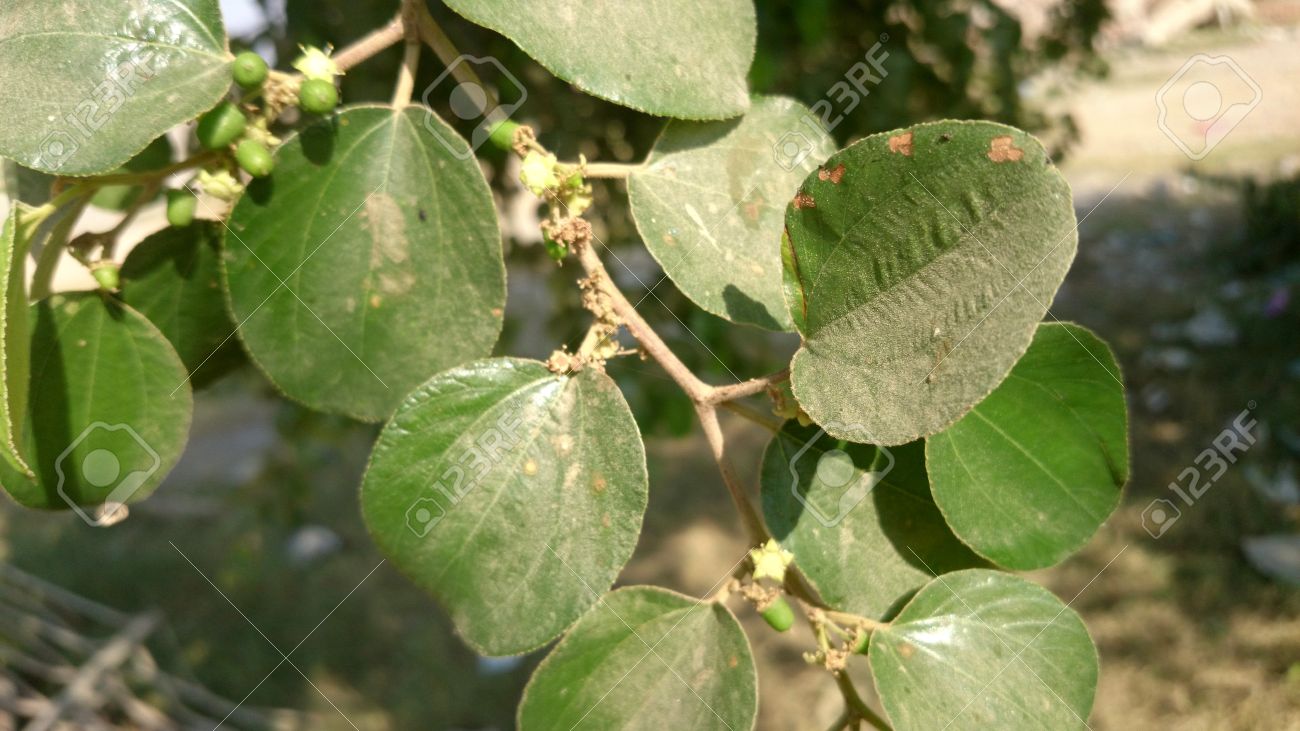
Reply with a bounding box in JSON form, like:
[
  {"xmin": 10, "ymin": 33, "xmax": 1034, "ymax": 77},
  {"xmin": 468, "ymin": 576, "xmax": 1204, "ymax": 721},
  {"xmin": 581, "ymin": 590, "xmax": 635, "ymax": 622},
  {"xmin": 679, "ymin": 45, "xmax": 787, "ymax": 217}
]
[{"xmin": 0, "ymin": 1, "xmax": 1127, "ymax": 728}]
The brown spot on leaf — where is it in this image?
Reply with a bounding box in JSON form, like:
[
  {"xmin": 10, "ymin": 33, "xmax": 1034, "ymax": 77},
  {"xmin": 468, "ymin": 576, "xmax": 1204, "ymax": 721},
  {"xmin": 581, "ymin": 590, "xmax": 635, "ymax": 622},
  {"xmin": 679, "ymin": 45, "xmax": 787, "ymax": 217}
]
[
  {"xmin": 491, "ymin": 307, "xmax": 504, "ymax": 317},
  {"xmin": 793, "ymin": 192, "xmax": 816, "ymax": 209},
  {"xmin": 592, "ymin": 474, "xmax": 607, "ymax": 494},
  {"xmin": 899, "ymin": 642, "xmax": 915, "ymax": 659},
  {"xmin": 888, "ymin": 131, "xmax": 914, "ymax": 156},
  {"xmin": 988, "ymin": 135, "xmax": 1024, "ymax": 162},
  {"xmin": 728, "ymin": 655, "xmax": 739, "ymax": 668},
  {"xmin": 601, "ymin": 513, "xmax": 611, "ymax": 528},
  {"xmin": 369, "ymin": 294, "xmax": 382, "ymax": 308},
  {"xmin": 817, "ymin": 163, "xmax": 846, "ymax": 184}
]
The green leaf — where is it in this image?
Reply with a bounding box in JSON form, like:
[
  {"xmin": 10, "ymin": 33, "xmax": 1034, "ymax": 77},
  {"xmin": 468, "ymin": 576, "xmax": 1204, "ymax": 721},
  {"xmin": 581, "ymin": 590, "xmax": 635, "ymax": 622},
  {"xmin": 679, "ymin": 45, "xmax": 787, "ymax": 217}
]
[
  {"xmin": 517, "ymin": 586, "xmax": 757, "ymax": 730},
  {"xmin": 868, "ymin": 569, "xmax": 1098, "ymax": 731},
  {"xmin": 628, "ymin": 96, "xmax": 835, "ymax": 330},
  {"xmin": 360, "ymin": 358, "xmax": 647, "ymax": 655},
  {"xmin": 925, "ymin": 322, "xmax": 1127, "ymax": 570},
  {"xmin": 0, "ymin": 293, "xmax": 193, "ymax": 519},
  {"xmin": 223, "ymin": 105, "xmax": 506, "ymax": 421},
  {"xmin": 783, "ymin": 121, "xmax": 1077, "ymax": 446},
  {"xmin": 0, "ymin": 0, "xmax": 231, "ymax": 176},
  {"xmin": 0, "ymin": 206, "xmax": 35, "ymax": 476},
  {"xmin": 90, "ymin": 136, "xmax": 173, "ymax": 211},
  {"xmin": 120, "ymin": 221, "xmax": 242, "ymax": 388},
  {"xmin": 761, "ymin": 423, "xmax": 981, "ymax": 620},
  {"xmin": 443, "ymin": 0, "xmax": 755, "ymax": 119},
  {"xmin": 3, "ymin": 161, "xmax": 55, "ymax": 206}
]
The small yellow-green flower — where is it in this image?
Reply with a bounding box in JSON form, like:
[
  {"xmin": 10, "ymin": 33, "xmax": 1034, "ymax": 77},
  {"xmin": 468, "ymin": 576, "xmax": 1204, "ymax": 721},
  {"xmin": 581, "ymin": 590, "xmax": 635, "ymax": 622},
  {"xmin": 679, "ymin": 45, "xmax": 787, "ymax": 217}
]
[
  {"xmin": 749, "ymin": 539, "xmax": 794, "ymax": 583},
  {"xmin": 243, "ymin": 119, "xmax": 281, "ymax": 148},
  {"xmin": 292, "ymin": 45, "xmax": 341, "ymax": 81},
  {"xmin": 520, "ymin": 150, "xmax": 559, "ymax": 195},
  {"xmin": 197, "ymin": 169, "xmax": 244, "ymax": 202}
]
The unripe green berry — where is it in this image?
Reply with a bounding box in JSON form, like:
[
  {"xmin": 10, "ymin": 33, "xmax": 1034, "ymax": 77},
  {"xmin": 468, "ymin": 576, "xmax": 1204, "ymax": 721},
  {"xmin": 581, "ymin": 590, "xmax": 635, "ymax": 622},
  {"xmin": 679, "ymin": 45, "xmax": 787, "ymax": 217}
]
[
  {"xmin": 196, "ymin": 102, "xmax": 247, "ymax": 150},
  {"xmin": 235, "ymin": 140, "xmax": 274, "ymax": 178},
  {"xmin": 232, "ymin": 51, "xmax": 268, "ymax": 89},
  {"xmin": 91, "ymin": 262, "xmax": 120, "ymax": 291},
  {"xmin": 760, "ymin": 595, "xmax": 794, "ymax": 632},
  {"xmin": 166, "ymin": 189, "xmax": 197, "ymax": 227},
  {"xmin": 487, "ymin": 119, "xmax": 520, "ymax": 151},
  {"xmin": 298, "ymin": 78, "xmax": 338, "ymax": 115}
]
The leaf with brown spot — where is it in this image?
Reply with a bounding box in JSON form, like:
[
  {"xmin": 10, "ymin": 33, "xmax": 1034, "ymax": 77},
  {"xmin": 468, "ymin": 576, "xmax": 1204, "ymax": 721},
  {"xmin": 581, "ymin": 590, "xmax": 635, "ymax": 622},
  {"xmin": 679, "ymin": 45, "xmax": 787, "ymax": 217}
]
[
  {"xmin": 888, "ymin": 131, "xmax": 914, "ymax": 156},
  {"xmin": 988, "ymin": 135, "xmax": 1024, "ymax": 162},
  {"xmin": 818, "ymin": 163, "xmax": 846, "ymax": 183},
  {"xmin": 224, "ymin": 104, "xmax": 506, "ymax": 421},
  {"xmin": 782, "ymin": 120, "xmax": 1076, "ymax": 445},
  {"xmin": 629, "ymin": 96, "xmax": 834, "ymax": 331},
  {"xmin": 361, "ymin": 358, "xmax": 647, "ymax": 655}
]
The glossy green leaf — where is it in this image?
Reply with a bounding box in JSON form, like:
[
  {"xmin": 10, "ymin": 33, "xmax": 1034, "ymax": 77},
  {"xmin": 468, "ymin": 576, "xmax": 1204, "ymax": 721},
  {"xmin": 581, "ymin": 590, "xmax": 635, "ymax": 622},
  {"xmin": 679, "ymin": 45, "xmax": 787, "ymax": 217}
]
[
  {"xmin": 360, "ymin": 358, "xmax": 647, "ymax": 655},
  {"xmin": 0, "ymin": 0, "xmax": 231, "ymax": 175},
  {"xmin": 869, "ymin": 569, "xmax": 1098, "ymax": 731},
  {"xmin": 120, "ymin": 221, "xmax": 242, "ymax": 388},
  {"xmin": 0, "ymin": 206, "xmax": 34, "ymax": 476},
  {"xmin": 518, "ymin": 586, "xmax": 757, "ymax": 730},
  {"xmin": 925, "ymin": 322, "xmax": 1127, "ymax": 570},
  {"xmin": 90, "ymin": 136, "xmax": 173, "ymax": 211},
  {"xmin": 761, "ymin": 423, "xmax": 982, "ymax": 620},
  {"xmin": 443, "ymin": 0, "xmax": 754, "ymax": 119},
  {"xmin": 629, "ymin": 96, "xmax": 834, "ymax": 330},
  {"xmin": 223, "ymin": 105, "xmax": 506, "ymax": 421},
  {"xmin": 0, "ymin": 294, "xmax": 193, "ymax": 519},
  {"xmin": 784, "ymin": 121, "xmax": 1077, "ymax": 446}
]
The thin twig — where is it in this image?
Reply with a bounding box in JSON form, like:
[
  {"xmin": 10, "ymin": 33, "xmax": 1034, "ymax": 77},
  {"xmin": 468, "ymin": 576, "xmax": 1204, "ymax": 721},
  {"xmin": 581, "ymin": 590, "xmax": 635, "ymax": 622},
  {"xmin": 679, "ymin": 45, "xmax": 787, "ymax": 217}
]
[
  {"xmin": 706, "ymin": 367, "xmax": 789, "ymax": 404},
  {"xmin": 29, "ymin": 196, "xmax": 91, "ymax": 301},
  {"xmin": 100, "ymin": 181, "xmax": 160, "ymax": 259},
  {"xmin": 413, "ymin": 2, "xmax": 502, "ymax": 112},
  {"xmin": 579, "ymin": 162, "xmax": 643, "ymax": 179},
  {"xmin": 72, "ymin": 150, "xmax": 221, "ymax": 187},
  {"xmin": 391, "ymin": 3, "xmax": 421, "ymax": 107},
  {"xmin": 720, "ymin": 400, "xmax": 784, "ymax": 434},
  {"xmin": 695, "ymin": 402, "xmax": 770, "ymax": 545},
  {"xmin": 332, "ymin": 14, "xmax": 406, "ymax": 72},
  {"xmin": 573, "ymin": 239, "xmax": 711, "ymax": 401},
  {"xmin": 835, "ymin": 671, "xmax": 891, "ymax": 731}
]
